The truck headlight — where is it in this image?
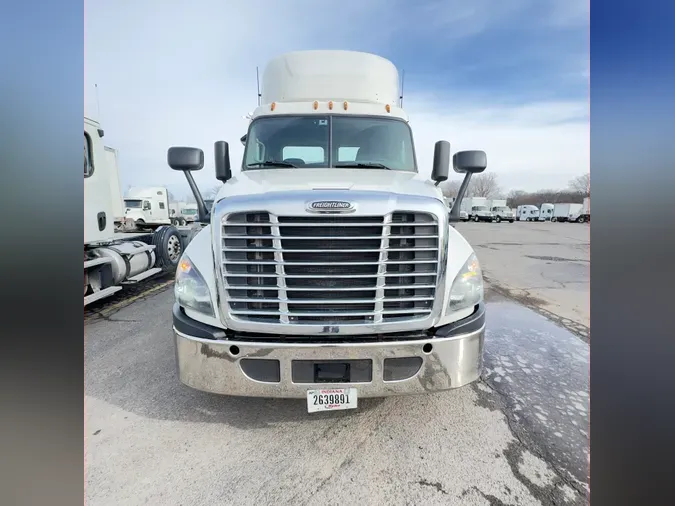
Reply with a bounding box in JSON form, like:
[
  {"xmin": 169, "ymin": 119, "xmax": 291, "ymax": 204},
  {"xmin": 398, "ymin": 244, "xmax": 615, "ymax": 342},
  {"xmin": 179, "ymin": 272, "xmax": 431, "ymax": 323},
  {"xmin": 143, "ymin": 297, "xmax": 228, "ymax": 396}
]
[
  {"xmin": 175, "ymin": 255, "xmax": 214, "ymax": 316},
  {"xmin": 448, "ymin": 253, "xmax": 484, "ymax": 312}
]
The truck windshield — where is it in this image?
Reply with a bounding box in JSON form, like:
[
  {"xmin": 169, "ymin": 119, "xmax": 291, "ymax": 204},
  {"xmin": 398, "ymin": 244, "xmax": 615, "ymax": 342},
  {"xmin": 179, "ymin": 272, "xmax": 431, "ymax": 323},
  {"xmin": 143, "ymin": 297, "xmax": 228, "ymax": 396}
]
[
  {"xmin": 183, "ymin": 209, "xmax": 198, "ymax": 215},
  {"xmin": 125, "ymin": 200, "xmax": 142, "ymax": 208},
  {"xmin": 494, "ymin": 207, "xmax": 509, "ymax": 212},
  {"xmin": 243, "ymin": 115, "xmax": 417, "ymax": 172},
  {"xmin": 473, "ymin": 206, "xmax": 488, "ymax": 211}
]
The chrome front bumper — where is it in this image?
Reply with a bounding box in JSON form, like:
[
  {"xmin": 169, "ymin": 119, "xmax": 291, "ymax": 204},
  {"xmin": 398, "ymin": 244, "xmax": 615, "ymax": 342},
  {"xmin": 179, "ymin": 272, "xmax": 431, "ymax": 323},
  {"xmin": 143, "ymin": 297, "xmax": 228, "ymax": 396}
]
[{"xmin": 173, "ymin": 304, "xmax": 485, "ymax": 399}]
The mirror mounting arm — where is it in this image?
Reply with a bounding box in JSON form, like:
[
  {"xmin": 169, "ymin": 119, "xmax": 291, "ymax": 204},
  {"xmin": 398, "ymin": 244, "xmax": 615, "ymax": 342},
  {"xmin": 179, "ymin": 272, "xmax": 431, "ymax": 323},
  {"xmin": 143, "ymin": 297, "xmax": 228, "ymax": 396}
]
[
  {"xmin": 182, "ymin": 171, "xmax": 210, "ymax": 223},
  {"xmin": 449, "ymin": 173, "xmax": 473, "ymax": 221}
]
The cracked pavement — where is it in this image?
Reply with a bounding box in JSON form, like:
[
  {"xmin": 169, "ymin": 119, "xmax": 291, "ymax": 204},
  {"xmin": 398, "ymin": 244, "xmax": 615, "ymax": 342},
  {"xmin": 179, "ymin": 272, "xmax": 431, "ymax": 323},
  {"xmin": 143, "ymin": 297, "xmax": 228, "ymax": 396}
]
[
  {"xmin": 85, "ymin": 223, "xmax": 589, "ymax": 506},
  {"xmin": 457, "ymin": 221, "xmax": 590, "ymax": 340}
]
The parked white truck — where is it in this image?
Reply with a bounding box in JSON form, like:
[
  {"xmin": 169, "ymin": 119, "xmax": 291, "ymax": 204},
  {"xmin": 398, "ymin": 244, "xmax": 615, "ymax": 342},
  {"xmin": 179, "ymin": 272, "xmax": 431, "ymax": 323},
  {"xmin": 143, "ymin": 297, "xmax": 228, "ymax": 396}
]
[
  {"xmin": 552, "ymin": 203, "xmax": 583, "ymax": 222},
  {"xmin": 517, "ymin": 205, "xmax": 539, "ymax": 221},
  {"xmin": 103, "ymin": 146, "xmax": 126, "ymax": 228},
  {"xmin": 166, "ymin": 50, "xmax": 488, "ymax": 411},
  {"xmin": 462, "ymin": 197, "xmax": 494, "ymax": 222},
  {"xmin": 569, "ymin": 197, "xmax": 590, "ymax": 223},
  {"xmin": 123, "ymin": 186, "xmax": 173, "ymax": 229},
  {"xmin": 538, "ymin": 203, "xmax": 554, "ymax": 221},
  {"xmin": 84, "ymin": 117, "xmax": 185, "ymax": 306},
  {"xmin": 180, "ymin": 203, "xmax": 199, "ymax": 223},
  {"xmin": 488, "ymin": 199, "xmax": 514, "ymax": 223}
]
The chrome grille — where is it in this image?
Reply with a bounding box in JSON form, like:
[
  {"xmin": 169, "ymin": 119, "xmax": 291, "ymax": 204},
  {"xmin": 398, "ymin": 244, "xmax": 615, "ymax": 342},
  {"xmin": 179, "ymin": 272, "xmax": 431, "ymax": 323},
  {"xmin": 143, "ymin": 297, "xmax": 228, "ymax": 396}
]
[{"xmin": 221, "ymin": 211, "xmax": 439, "ymax": 326}]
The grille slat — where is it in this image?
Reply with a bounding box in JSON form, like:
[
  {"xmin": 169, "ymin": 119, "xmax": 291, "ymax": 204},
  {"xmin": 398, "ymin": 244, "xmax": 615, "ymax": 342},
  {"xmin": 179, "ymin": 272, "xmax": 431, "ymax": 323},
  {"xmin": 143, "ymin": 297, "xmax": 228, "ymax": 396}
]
[{"xmin": 221, "ymin": 212, "xmax": 439, "ymax": 325}]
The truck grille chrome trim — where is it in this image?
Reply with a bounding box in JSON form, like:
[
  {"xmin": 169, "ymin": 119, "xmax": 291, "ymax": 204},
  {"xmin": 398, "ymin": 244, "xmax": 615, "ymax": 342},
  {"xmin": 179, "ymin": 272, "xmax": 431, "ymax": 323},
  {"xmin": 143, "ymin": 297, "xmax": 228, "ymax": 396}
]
[{"xmin": 212, "ymin": 191, "xmax": 448, "ymax": 336}]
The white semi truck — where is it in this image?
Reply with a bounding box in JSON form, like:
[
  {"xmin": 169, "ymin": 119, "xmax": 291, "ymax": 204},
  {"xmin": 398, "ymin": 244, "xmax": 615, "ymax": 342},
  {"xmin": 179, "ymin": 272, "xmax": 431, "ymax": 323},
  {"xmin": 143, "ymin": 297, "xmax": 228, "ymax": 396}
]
[
  {"xmin": 517, "ymin": 205, "xmax": 539, "ymax": 221},
  {"xmin": 103, "ymin": 146, "xmax": 126, "ymax": 228},
  {"xmin": 123, "ymin": 186, "xmax": 173, "ymax": 229},
  {"xmin": 488, "ymin": 199, "xmax": 514, "ymax": 223},
  {"xmin": 538, "ymin": 203, "xmax": 554, "ymax": 221},
  {"xmin": 166, "ymin": 50, "xmax": 488, "ymax": 411},
  {"xmin": 84, "ymin": 116, "xmax": 185, "ymax": 306}
]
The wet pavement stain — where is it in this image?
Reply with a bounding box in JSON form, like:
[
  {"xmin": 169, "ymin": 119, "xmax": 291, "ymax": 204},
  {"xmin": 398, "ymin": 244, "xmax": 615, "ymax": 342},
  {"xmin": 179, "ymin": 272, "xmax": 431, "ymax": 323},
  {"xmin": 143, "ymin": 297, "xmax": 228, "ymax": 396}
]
[
  {"xmin": 526, "ymin": 255, "xmax": 589, "ymax": 263},
  {"xmin": 473, "ymin": 299, "xmax": 589, "ymax": 504},
  {"xmin": 484, "ymin": 278, "xmax": 589, "ymax": 343}
]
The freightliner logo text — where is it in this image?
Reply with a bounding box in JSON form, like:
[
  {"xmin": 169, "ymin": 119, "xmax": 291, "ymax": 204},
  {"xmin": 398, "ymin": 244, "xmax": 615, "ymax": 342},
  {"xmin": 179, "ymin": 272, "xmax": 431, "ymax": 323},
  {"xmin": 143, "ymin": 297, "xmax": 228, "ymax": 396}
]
[{"xmin": 308, "ymin": 201, "xmax": 354, "ymax": 211}]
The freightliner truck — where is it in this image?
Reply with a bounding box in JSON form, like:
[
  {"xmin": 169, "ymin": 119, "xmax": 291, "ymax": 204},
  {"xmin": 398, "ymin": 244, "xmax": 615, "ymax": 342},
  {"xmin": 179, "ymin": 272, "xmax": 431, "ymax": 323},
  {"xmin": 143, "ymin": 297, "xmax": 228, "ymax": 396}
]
[{"xmin": 168, "ymin": 50, "xmax": 488, "ymax": 413}]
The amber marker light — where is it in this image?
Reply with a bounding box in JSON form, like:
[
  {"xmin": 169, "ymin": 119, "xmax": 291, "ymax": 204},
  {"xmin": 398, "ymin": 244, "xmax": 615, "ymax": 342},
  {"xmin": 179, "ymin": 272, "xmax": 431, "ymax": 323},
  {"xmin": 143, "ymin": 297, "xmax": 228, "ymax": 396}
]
[{"xmin": 270, "ymin": 102, "xmax": 276, "ymax": 111}]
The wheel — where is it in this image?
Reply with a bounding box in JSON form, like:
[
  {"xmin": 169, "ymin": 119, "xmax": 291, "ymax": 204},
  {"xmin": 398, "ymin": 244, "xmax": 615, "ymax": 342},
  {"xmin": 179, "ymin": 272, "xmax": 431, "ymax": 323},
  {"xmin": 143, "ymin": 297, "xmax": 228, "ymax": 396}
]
[
  {"xmin": 509, "ymin": 220, "xmax": 514, "ymax": 223},
  {"xmin": 473, "ymin": 215, "xmax": 479, "ymax": 222},
  {"xmin": 551, "ymin": 217, "xmax": 557, "ymax": 222},
  {"xmin": 577, "ymin": 216, "xmax": 585, "ymax": 223},
  {"xmin": 152, "ymin": 225, "xmax": 184, "ymax": 271},
  {"xmin": 179, "ymin": 218, "xmax": 187, "ymax": 226},
  {"xmin": 495, "ymin": 216, "xmax": 502, "ymax": 223}
]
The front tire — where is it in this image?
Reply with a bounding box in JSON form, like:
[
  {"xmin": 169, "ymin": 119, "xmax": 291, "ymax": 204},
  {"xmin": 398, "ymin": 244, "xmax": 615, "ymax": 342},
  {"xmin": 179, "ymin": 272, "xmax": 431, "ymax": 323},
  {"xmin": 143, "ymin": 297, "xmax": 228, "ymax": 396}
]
[
  {"xmin": 473, "ymin": 215, "xmax": 479, "ymax": 222},
  {"xmin": 495, "ymin": 216, "xmax": 502, "ymax": 223}
]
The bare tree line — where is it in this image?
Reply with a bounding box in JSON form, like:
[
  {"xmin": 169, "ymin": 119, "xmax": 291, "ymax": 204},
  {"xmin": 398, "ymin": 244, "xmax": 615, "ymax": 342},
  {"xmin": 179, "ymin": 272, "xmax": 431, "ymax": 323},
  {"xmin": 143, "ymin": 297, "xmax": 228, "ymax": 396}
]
[{"xmin": 440, "ymin": 172, "xmax": 590, "ymax": 208}]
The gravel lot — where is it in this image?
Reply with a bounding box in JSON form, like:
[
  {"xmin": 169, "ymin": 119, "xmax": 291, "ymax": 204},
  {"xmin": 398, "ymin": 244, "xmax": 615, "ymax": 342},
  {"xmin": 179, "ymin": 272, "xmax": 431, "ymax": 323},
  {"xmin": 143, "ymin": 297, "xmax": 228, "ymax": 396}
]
[{"xmin": 85, "ymin": 222, "xmax": 590, "ymax": 506}]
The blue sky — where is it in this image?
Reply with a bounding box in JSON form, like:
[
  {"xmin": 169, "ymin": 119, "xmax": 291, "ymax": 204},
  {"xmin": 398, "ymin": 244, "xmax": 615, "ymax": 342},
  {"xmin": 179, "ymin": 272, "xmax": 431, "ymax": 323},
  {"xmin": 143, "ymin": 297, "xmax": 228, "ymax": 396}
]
[{"xmin": 84, "ymin": 0, "xmax": 589, "ymax": 199}]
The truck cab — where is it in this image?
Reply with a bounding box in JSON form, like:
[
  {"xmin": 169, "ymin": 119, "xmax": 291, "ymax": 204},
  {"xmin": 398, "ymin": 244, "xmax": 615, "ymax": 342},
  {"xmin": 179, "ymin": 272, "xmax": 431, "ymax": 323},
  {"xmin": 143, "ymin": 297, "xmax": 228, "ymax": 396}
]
[
  {"xmin": 166, "ymin": 50, "xmax": 489, "ymax": 409},
  {"xmin": 180, "ymin": 203, "xmax": 199, "ymax": 223},
  {"xmin": 538, "ymin": 203, "xmax": 554, "ymax": 221},
  {"xmin": 123, "ymin": 186, "xmax": 172, "ymax": 229},
  {"xmin": 488, "ymin": 199, "xmax": 514, "ymax": 223},
  {"xmin": 463, "ymin": 197, "xmax": 494, "ymax": 222}
]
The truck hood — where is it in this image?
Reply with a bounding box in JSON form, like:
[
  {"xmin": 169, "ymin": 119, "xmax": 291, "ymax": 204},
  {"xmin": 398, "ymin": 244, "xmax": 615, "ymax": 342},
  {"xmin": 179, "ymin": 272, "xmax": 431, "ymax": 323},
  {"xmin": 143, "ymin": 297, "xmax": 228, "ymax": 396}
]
[{"xmin": 215, "ymin": 169, "xmax": 442, "ymax": 202}]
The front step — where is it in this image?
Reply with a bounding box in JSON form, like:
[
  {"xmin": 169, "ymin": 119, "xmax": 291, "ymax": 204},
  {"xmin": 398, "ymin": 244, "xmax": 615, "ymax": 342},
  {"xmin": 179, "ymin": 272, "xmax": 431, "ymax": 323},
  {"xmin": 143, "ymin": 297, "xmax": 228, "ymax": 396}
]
[
  {"xmin": 84, "ymin": 286, "xmax": 122, "ymax": 306},
  {"xmin": 123, "ymin": 267, "xmax": 163, "ymax": 283}
]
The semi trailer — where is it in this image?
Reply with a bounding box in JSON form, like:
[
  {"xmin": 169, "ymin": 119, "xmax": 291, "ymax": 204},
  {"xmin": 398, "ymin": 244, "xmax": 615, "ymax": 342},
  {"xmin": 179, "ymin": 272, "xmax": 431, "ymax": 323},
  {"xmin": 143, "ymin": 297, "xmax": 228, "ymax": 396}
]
[
  {"xmin": 167, "ymin": 50, "xmax": 489, "ymax": 412},
  {"xmin": 84, "ymin": 116, "xmax": 185, "ymax": 306}
]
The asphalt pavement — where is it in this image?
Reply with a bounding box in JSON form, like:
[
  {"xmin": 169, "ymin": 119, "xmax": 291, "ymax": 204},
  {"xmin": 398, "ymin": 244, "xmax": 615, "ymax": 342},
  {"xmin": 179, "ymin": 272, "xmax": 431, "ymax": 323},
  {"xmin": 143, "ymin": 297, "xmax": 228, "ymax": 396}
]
[{"xmin": 85, "ymin": 221, "xmax": 590, "ymax": 506}]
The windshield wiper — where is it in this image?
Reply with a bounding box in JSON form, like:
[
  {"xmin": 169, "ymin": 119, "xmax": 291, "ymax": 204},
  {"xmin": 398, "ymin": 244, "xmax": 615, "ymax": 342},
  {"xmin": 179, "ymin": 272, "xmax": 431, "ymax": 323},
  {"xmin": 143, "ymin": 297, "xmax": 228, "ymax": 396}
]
[
  {"xmin": 334, "ymin": 162, "xmax": 393, "ymax": 170},
  {"xmin": 246, "ymin": 161, "xmax": 297, "ymax": 168}
]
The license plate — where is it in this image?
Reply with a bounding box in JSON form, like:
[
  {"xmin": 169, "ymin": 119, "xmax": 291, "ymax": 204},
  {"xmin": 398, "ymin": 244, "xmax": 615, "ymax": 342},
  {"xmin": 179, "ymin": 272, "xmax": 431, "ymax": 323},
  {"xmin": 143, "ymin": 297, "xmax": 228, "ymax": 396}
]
[{"xmin": 306, "ymin": 388, "xmax": 357, "ymax": 413}]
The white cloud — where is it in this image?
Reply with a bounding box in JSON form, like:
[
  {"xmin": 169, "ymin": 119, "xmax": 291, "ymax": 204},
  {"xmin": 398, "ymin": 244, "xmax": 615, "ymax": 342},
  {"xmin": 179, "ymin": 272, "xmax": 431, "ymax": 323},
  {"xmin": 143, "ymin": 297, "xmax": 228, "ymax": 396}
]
[{"xmin": 85, "ymin": 0, "xmax": 588, "ymax": 198}]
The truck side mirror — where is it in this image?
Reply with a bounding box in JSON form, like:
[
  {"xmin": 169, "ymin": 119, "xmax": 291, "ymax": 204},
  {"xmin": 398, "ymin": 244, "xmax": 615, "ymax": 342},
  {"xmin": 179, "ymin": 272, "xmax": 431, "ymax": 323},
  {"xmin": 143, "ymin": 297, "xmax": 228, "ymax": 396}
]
[
  {"xmin": 453, "ymin": 150, "xmax": 487, "ymax": 174},
  {"xmin": 431, "ymin": 140, "xmax": 450, "ymax": 185},
  {"xmin": 448, "ymin": 149, "xmax": 488, "ymax": 222},
  {"xmin": 167, "ymin": 147, "xmax": 204, "ymax": 171},
  {"xmin": 214, "ymin": 141, "xmax": 232, "ymax": 182}
]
